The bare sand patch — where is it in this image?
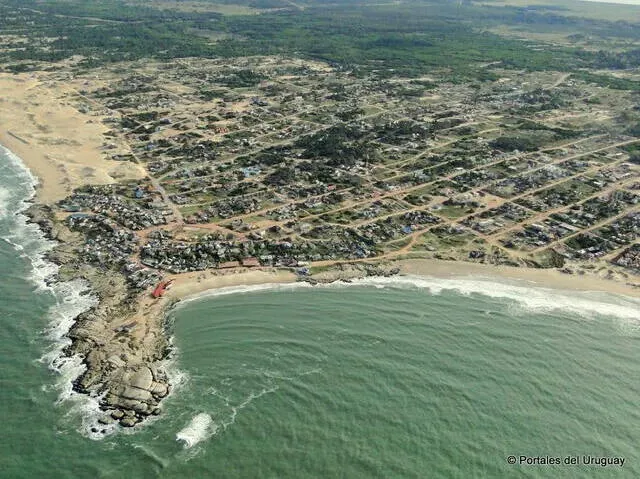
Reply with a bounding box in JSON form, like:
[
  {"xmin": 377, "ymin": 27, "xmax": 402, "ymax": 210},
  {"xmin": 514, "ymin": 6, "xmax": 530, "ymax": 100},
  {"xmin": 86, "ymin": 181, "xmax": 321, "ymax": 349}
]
[
  {"xmin": 0, "ymin": 72, "xmax": 145, "ymax": 203},
  {"xmin": 165, "ymin": 268, "xmax": 297, "ymax": 302}
]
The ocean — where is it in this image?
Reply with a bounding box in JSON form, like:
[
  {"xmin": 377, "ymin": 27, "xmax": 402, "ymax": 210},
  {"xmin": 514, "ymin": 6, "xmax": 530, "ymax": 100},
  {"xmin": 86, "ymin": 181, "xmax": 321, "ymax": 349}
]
[{"xmin": 2, "ymin": 144, "xmax": 640, "ymax": 478}]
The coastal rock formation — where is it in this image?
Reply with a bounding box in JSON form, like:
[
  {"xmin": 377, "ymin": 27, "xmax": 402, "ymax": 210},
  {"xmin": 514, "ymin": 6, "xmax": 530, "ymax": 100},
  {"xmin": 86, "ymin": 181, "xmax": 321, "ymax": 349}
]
[
  {"xmin": 25, "ymin": 205, "xmax": 171, "ymax": 428},
  {"xmin": 309, "ymin": 262, "xmax": 401, "ymax": 283},
  {"xmin": 108, "ymin": 367, "xmax": 167, "ymax": 422}
]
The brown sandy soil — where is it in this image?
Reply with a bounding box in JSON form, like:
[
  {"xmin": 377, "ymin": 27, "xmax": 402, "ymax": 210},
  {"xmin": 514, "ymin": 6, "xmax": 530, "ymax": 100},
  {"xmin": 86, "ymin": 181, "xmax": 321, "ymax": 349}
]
[
  {"xmin": 229, "ymin": 99, "xmax": 251, "ymax": 113},
  {"xmin": 0, "ymin": 72, "xmax": 145, "ymax": 203}
]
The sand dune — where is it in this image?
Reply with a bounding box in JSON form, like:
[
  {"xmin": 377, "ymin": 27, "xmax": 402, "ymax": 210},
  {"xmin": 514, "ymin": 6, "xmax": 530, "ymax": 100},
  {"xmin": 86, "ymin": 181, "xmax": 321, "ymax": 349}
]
[{"xmin": 0, "ymin": 72, "xmax": 145, "ymax": 203}]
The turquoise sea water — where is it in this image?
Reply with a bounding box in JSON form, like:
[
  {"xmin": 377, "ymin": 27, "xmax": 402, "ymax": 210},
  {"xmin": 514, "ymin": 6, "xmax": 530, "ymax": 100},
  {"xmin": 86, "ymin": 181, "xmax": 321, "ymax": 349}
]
[{"xmin": 2, "ymin": 145, "xmax": 640, "ymax": 478}]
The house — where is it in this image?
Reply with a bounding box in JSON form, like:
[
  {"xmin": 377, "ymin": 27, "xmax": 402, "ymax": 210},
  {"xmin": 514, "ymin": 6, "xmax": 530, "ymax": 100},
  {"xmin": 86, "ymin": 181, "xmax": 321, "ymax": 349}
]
[{"xmin": 241, "ymin": 257, "xmax": 261, "ymax": 267}]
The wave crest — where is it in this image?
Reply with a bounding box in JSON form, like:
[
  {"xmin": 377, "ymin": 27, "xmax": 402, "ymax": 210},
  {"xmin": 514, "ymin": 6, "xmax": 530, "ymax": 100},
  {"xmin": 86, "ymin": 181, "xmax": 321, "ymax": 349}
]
[
  {"xmin": 176, "ymin": 413, "xmax": 216, "ymax": 448},
  {"xmin": 172, "ymin": 275, "xmax": 640, "ymax": 322},
  {"xmin": 1, "ymin": 145, "xmax": 112, "ymax": 438}
]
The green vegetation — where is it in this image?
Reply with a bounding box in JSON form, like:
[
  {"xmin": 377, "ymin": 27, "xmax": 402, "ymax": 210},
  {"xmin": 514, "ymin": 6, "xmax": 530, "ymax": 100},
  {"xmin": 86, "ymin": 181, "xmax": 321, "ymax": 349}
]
[
  {"xmin": 1, "ymin": 0, "xmax": 639, "ymax": 83},
  {"xmin": 490, "ymin": 136, "xmax": 543, "ymax": 152},
  {"xmin": 570, "ymin": 72, "xmax": 640, "ymax": 92},
  {"xmin": 218, "ymin": 69, "xmax": 266, "ymax": 88},
  {"xmin": 627, "ymin": 123, "xmax": 640, "ymax": 138}
]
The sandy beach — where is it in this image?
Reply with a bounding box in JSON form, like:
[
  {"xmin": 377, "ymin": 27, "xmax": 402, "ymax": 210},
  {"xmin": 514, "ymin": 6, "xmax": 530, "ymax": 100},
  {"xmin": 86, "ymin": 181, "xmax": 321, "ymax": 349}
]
[
  {"xmin": 159, "ymin": 258, "xmax": 639, "ymax": 308},
  {"xmin": 165, "ymin": 268, "xmax": 298, "ymax": 301},
  {"xmin": 0, "ymin": 72, "xmax": 144, "ymax": 203},
  {"xmin": 397, "ymin": 258, "xmax": 640, "ymax": 297}
]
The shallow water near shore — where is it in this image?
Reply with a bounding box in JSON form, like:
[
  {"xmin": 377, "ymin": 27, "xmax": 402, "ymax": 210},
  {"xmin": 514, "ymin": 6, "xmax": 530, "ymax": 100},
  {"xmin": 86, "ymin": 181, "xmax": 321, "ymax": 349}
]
[{"xmin": 2, "ymin": 145, "xmax": 640, "ymax": 478}]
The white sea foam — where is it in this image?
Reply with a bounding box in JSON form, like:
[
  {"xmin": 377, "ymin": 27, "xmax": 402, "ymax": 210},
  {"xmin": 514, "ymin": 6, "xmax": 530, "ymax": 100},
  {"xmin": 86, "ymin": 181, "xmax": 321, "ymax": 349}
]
[
  {"xmin": 172, "ymin": 275, "xmax": 640, "ymax": 322},
  {"xmin": 2, "ymin": 236, "xmax": 24, "ymax": 251},
  {"xmin": 172, "ymin": 282, "xmax": 314, "ymax": 310},
  {"xmin": 132, "ymin": 445, "xmax": 170, "ymax": 469},
  {"xmin": 175, "ymin": 386, "xmax": 277, "ymax": 450},
  {"xmin": 35, "ymin": 258, "xmax": 109, "ymax": 439},
  {"xmin": 225, "ymin": 387, "xmax": 277, "ymax": 429},
  {"xmin": 1, "ymin": 145, "xmax": 57, "ymax": 287},
  {"xmin": 176, "ymin": 413, "xmax": 216, "ymax": 448},
  {"xmin": 0, "ymin": 144, "xmax": 38, "ymax": 202},
  {"xmin": 349, "ymin": 275, "xmax": 640, "ymax": 322},
  {"xmin": 1, "ymin": 144, "xmax": 113, "ymax": 438},
  {"xmin": 0, "ymin": 186, "xmax": 10, "ymax": 218},
  {"xmin": 49, "ymin": 353, "xmax": 118, "ymax": 439}
]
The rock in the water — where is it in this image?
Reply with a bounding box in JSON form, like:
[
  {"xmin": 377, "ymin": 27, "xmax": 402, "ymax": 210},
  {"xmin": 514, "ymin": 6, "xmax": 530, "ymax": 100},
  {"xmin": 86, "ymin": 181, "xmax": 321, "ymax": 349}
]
[
  {"xmin": 116, "ymin": 398, "xmax": 153, "ymax": 415},
  {"xmin": 111, "ymin": 409, "xmax": 125, "ymax": 420},
  {"xmin": 111, "ymin": 409, "xmax": 124, "ymax": 419}
]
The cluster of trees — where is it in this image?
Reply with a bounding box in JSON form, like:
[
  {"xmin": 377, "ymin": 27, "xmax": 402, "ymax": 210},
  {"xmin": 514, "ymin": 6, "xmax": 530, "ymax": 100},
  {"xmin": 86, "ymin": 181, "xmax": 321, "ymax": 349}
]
[
  {"xmin": 571, "ymin": 72, "xmax": 640, "ymax": 92},
  {"xmin": 1, "ymin": 0, "xmax": 639, "ymax": 88},
  {"xmin": 627, "ymin": 123, "xmax": 640, "ymax": 138},
  {"xmin": 516, "ymin": 120, "xmax": 581, "ymax": 140},
  {"xmin": 490, "ymin": 124, "xmax": 583, "ymax": 153},
  {"xmin": 237, "ymin": 146, "xmax": 294, "ymax": 168},
  {"xmin": 295, "ymin": 125, "xmax": 376, "ymax": 167},
  {"xmin": 0, "ymin": 0, "xmax": 223, "ymax": 66},
  {"xmin": 490, "ymin": 136, "xmax": 542, "ymax": 152},
  {"xmin": 218, "ymin": 69, "xmax": 266, "ymax": 88},
  {"xmin": 375, "ymin": 120, "xmax": 432, "ymax": 145},
  {"xmin": 585, "ymin": 49, "xmax": 640, "ymax": 70}
]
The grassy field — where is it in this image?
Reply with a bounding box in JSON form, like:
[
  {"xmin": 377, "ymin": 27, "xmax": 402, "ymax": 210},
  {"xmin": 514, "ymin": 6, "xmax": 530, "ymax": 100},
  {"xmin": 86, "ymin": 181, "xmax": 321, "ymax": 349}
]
[
  {"xmin": 128, "ymin": 1, "xmax": 263, "ymax": 15},
  {"xmin": 480, "ymin": 0, "xmax": 640, "ymax": 22}
]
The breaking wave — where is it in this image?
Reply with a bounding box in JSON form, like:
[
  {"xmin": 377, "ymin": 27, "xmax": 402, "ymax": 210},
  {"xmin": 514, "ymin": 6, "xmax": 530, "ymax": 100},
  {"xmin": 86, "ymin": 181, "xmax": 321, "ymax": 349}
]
[
  {"xmin": 172, "ymin": 275, "xmax": 639, "ymax": 322},
  {"xmin": 354, "ymin": 275, "xmax": 640, "ymax": 321},
  {"xmin": 0, "ymin": 186, "xmax": 11, "ymax": 219},
  {"xmin": 0, "ymin": 145, "xmax": 110, "ymax": 438},
  {"xmin": 176, "ymin": 413, "xmax": 216, "ymax": 449}
]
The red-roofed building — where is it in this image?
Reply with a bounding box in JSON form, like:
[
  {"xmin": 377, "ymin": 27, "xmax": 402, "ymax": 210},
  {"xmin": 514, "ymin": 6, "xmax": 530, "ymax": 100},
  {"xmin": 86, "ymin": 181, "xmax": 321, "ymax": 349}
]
[{"xmin": 241, "ymin": 257, "xmax": 261, "ymax": 268}]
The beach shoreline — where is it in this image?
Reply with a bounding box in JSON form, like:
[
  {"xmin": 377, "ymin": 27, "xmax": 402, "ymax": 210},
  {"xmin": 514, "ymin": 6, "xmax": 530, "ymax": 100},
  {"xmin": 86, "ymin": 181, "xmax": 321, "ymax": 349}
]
[
  {"xmin": 1, "ymin": 69, "xmax": 638, "ymax": 435},
  {"xmin": 161, "ymin": 257, "xmax": 639, "ymax": 309},
  {"xmin": 7, "ymin": 141, "xmax": 640, "ymax": 433},
  {"xmin": 397, "ymin": 258, "xmax": 640, "ymax": 297}
]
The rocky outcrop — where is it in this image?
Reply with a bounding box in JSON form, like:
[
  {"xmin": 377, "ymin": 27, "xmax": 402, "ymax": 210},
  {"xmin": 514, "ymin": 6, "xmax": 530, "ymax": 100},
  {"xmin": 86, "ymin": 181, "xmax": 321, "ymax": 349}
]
[
  {"xmin": 104, "ymin": 366, "xmax": 169, "ymax": 426},
  {"xmin": 26, "ymin": 204, "xmax": 172, "ymax": 429},
  {"xmin": 66, "ymin": 285, "xmax": 171, "ymax": 427},
  {"xmin": 309, "ymin": 262, "xmax": 400, "ymax": 283},
  {"xmin": 66, "ymin": 284, "xmax": 172, "ymax": 427}
]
